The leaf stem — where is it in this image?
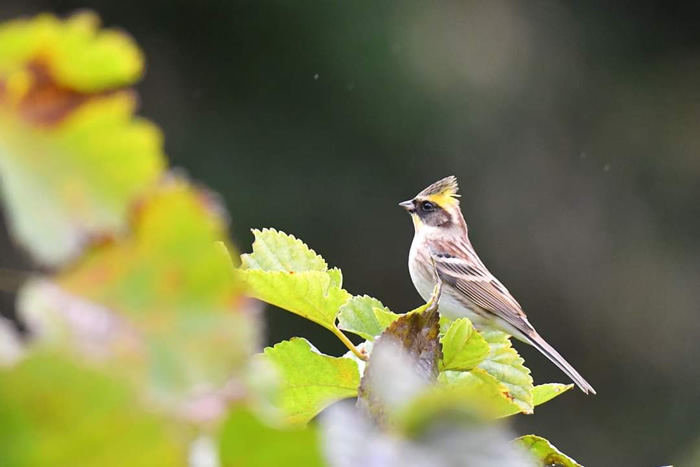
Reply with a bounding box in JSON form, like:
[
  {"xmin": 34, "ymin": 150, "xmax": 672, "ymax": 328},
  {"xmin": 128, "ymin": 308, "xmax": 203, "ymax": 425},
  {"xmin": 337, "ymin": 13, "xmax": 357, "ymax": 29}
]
[{"xmin": 332, "ymin": 326, "xmax": 368, "ymax": 361}]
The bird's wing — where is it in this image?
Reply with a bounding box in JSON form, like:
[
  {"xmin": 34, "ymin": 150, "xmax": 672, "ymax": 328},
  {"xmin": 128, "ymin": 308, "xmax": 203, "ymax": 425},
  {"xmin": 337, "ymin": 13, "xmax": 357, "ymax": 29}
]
[{"xmin": 429, "ymin": 245, "xmax": 533, "ymax": 335}]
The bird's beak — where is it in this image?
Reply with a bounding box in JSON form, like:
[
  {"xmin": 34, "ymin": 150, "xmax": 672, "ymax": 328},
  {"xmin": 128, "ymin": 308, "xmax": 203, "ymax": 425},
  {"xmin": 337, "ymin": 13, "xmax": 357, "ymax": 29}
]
[{"xmin": 399, "ymin": 199, "xmax": 415, "ymax": 211}]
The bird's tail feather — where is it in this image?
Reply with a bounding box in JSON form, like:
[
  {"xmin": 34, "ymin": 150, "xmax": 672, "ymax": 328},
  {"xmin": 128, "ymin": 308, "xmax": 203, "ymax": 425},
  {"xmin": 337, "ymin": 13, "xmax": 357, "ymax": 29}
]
[{"xmin": 528, "ymin": 333, "xmax": 596, "ymax": 395}]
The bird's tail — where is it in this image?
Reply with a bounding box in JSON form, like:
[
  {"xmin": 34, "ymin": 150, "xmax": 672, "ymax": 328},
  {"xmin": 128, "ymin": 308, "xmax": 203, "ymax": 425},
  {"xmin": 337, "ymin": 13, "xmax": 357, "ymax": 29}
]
[{"xmin": 527, "ymin": 332, "xmax": 596, "ymax": 395}]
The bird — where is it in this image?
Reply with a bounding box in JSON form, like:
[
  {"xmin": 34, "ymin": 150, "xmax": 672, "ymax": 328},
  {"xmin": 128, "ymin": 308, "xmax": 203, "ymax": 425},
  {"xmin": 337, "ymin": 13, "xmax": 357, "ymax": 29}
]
[{"xmin": 399, "ymin": 175, "xmax": 595, "ymax": 394}]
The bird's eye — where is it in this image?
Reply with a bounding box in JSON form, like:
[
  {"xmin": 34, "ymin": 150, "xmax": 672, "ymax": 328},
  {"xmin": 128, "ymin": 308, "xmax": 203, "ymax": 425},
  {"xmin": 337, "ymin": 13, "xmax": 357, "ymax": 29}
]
[{"xmin": 421, "ymin": 201, "xmax": 435, "ymax": 212}]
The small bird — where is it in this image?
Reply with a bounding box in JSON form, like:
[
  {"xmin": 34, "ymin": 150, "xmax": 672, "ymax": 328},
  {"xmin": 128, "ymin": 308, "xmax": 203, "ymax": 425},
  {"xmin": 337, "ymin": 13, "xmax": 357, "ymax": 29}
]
[{"xmin": 400, "ymin": 176, "xmax": 595, "ymax": 394}]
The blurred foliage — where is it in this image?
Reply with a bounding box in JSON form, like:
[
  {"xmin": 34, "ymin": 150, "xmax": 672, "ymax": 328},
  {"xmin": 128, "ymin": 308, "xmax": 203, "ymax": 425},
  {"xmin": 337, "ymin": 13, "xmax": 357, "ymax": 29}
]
[
  {"xmin": 0, "ymin": 11, "xmax": 162, "ymax": 266},
  {"xmin": 219, "ymin": 408, "xmax": 324, "ymax": 467},
  {"xmin": 0, "ymin": 353, "xmax": 188, "ymax": 467}
]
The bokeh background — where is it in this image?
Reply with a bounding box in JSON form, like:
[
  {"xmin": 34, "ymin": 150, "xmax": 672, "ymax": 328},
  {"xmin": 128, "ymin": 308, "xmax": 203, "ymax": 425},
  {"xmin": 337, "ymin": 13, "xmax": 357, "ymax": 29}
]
[{"xmin": 1, "ymin": 1, "xmax": 699, "ymax": 465}]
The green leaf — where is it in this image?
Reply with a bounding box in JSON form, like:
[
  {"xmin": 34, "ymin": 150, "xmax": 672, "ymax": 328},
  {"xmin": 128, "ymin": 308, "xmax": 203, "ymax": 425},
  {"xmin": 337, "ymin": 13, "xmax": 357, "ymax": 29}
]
[
  {"xmin": 0, "ymin": 353, "xmax": 187, "ymax": 467},
  {"xmin": 478, "ymin": 329, "xmax": 534, "ymax": 414},
  {"xmin": 241, "ymin": 228, "xmax": 328, "ymax": 272},
  {"xmin": 488, "ymin": 383, "xmax": 574, "ymax": 419},
  {"xmin": 404, "ymin": 368, "xmax": 517, "ymax": 432},
  {"xmin": 219, "ymin": 408, "xmax": 324, "ymax": 467},
  {"xmin": 0, "ymin": 92, "xmax": 164, "ymax": 266},
  {"xmin": 44, "ymin": 182, "xmax": 256, "ymax": 397},
  {"xmin": 516, "ymin": 434, "xmax": 582, "ymax": 467},
  {"xmin": 242, "ymin": 270, "xmax": 350, "ymax": 331},
  {"xmin": 0, "ymin": 12, "xmax": 160, "ymax": 266},
  {"xmin": 262, "ymin": 338, "xmax": 360, "ymax": 425},
  {"xmin": 533, "ymin": 383, "xmax": 573, "ymax": 406},
  {"xmin": 240, "ymin": 229, "xmax": 351, "ymax": 331},
  {"xmin": 57, "ymin": 181, "xmax": 239, "ymax": 316},
  {"xmin": 337, "ymin": 295, "xmax": 399, "ymax": 341},
  {"xmin": 439, "ymin": 318, "xmax": 490, "ymax": 371},
  {"xmin": 0, "ymin": 12, "xmax": 143, "ymax": 92}
]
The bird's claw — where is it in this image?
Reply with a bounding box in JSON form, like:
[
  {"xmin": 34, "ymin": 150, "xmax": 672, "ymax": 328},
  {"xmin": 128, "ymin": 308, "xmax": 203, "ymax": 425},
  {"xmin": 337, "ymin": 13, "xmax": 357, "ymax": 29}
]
[{"xmin": 425, "ymin": 257, "xmax": 443, "ymax": 314}]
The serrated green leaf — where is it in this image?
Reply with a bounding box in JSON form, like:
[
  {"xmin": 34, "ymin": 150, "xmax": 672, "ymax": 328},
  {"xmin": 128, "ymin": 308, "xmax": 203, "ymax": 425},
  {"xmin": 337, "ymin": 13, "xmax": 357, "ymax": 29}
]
[
  {"xmin": 0, "ymin": 353, "xmax": 187, "ymax": 467},
  {"xmin": 478, "ymin": 329, "xmax": 534, "ymax": 414},
  {"xmin": 241, "ymin": 270, "xmax": 351, "ymax": 330},
  {"xmin": 262, "ymin": 338, "xmax": 360, "ymax": 425},
  {"xmin": 439, "ymin": 318, "xmax": 490, "ymax": 371},
  {"xmin": 240, "ymin": 229, "xmax": 351, "ymax": 330},
  {"xmin": 219, "ymin": 408, "xmax": 324, "ymax": 467},
  {"xmin": 327, "ymin": 267, "xmax": 344, "ymax": 289},
  {"xmin": 516, "ymin": 434, "xmax": 582, "ymax": 467},
  {"xmin": 337, "ymin": 295, "xmax": 399, "ymax": 341},
  {"xmin": 241, "ymin": 228, "xmax": 328, "ymax": 272}
]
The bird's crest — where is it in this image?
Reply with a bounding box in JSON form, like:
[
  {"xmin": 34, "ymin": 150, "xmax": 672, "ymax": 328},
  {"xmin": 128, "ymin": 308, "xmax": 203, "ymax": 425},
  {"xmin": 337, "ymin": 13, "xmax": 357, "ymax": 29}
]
[{"xmin": 417, "ymin": 176, "xmax": 460, "ymax": 207}]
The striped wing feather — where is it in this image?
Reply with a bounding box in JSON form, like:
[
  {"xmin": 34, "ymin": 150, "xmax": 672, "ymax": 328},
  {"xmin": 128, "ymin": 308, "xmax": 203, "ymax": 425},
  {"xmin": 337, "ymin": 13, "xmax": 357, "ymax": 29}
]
[{"xmin": 429, "ymin": 246, "xmax": 534, "ymax": 337}]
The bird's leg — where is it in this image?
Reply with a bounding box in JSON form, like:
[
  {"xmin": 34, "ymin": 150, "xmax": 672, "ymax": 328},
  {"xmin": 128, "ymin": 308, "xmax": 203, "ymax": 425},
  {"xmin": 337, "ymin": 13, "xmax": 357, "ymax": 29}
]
[{"xmin": 424, "ymin": 257, "xmax": 442, "ymax": 314}]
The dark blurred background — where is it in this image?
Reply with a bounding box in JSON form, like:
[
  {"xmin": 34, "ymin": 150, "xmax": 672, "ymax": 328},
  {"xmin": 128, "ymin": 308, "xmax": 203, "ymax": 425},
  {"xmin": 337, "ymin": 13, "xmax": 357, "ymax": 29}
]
[{"xmin": 2, "ymin": 1, "xmax": 700, "ymax": 465}]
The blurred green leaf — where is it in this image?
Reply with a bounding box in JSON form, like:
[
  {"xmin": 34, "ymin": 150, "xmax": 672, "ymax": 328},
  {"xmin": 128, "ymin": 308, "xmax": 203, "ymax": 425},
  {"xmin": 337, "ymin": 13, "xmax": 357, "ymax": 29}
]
[
  {"xmin": 47, "ymin": 181, "xmax": 255, "ymax": 397},
  {"xmin": 439, "ymin": 318, "xmax": 490, "ymax": 371},
  {"xmin": 0, "ymin": 92, "xmax": 164, "ymax": 266},
  {"xmin": 0, "ymin": 13, "xmax": 161, "ymax": 266},
  {"xmin": 402, "ymin": 368, "xmax": 515, "ymax": 432},
  {"xmin": 262, "ymin": 338, "xmax": 360, "ymax": 425},
  {"xmin": 337, "ymin": 295, "xmax": 399, "ymax": 341},
  {"xmin": 58, "ymin": 181, "xmax": 237, "ymax": 314},
  {"xmin": 517, "ymin": 434, "xmax": 581, "ymax": 467},
  {"xmin": 240, "ymin": 229, "xmax": 351, "ymax": 331},
  {"xmin": 0, "ymin": 12, "xmax": 143, "ymax": 92},
  {"xmin": 0, "ymin": 353, "xmax": 187, "ymax": 467},
  {"xmin": 219, "ymin": 408, "xmax": 324, "ymax": 467},
  {"xmin": 478, "ymin": 330, "xmax": 534, "ymax": 414}
]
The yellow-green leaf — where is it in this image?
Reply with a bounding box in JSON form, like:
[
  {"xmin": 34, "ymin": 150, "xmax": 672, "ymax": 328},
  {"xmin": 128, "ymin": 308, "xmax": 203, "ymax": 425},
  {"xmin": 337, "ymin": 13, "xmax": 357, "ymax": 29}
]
[
  {"xmin": 478, "ymin": 329, "xmax": 534, "ymax": 414},
  {"xmin": 241, "ymin": 228, "xmax": 328, "ymax": 272},
  {"xmin": 533, "ymin": 383, "xmax": 573, "ymax": 406},
  {"xmin": 403, "ymin": 368, "xmax": 516, "ymax": 432},
  {"xmin": 0, "ymin": 12, "xmax": 143, "ymax": 92},
  {"xmin": 219, "ymin": 408, "xmax": 324, "ymax": 467},
  {"xmin": 0, "ymin": 91, "xmax": 165, "ymax": 266},
  {"xmin": 0, "ymin": 12, "xmax": 159, "ymax": 266},
  {"xmin": 242, "ymin": 270, "xmax": 350, "ymax": 330},
  {"xmin": 439, "ymin": 318, "xmax": 490, "ymax": 371},
  {"xmin": 0, "ymin": 353, "xmax": 187, "ymax": 467},
  {"xmin": 490, "ymin": 383, "xmax": 574, "ymax": 419},
  {"xmin": 47, "ymin": 181, "xmax": 255, "ymax": 396},
  {"xmin": 516, "ymin": 434, "xmax": 582, "ymax": 467},
  {"xmin": 337, "ymin": 295, "xmax": 399, "ymax": 341},
  {"xmin": 240, "ymin": 229, "xmax": 351, "ymax": 330},
  {"xmin": 262, "ymin": 338, "xmax": 360, "ymax": 425}
]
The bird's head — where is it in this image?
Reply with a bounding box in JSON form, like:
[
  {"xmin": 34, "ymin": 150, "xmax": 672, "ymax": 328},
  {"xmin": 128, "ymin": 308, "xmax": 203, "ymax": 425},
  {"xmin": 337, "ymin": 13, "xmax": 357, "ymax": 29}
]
[{"xmin": 399, "ymin": 176, "xmax": 463, "ymax": 231}]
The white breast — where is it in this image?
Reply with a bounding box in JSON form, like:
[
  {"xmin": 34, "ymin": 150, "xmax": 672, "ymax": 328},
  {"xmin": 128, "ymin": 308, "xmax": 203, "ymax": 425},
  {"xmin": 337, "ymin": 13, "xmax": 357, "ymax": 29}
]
[{"xmin": 407, "ymin": 230, "xmax": 489, "ymax": 326}]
